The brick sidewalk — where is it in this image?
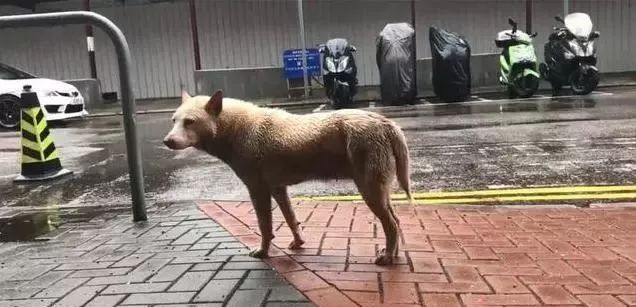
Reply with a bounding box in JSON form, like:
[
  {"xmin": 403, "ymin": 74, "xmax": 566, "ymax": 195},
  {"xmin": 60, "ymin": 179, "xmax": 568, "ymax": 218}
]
[
  {"xmin": 199, "ymin": 201, "xmax": 636, "ymax": 307},
  {"xmin": 0, "ymin": 203, "xmax": 313, "ymax": 307}
]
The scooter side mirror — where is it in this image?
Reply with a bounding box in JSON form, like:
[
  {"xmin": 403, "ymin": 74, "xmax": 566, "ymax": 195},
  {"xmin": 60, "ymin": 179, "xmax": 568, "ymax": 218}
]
[
  {"xmin": 590, "ymin": 31, "xmax": 600, "ymax": 39},
  {"xmin": 508, "ymin": 18, "xmax": 518, "ymax": 33},
  {"xmin": 555, "ymin": 16, "xmax": 565, "ymax": 24}
]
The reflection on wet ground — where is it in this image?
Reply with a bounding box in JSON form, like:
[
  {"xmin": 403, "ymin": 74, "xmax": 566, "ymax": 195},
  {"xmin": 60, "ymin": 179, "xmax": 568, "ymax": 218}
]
[
  {"xmin": 0, "ymin": 211, "xmax": 61, "ymax": 242},
  {"xmin": 0, "ymin": 205, "xmax": 130, "ymax": 242},
  {"xmin": 0, "ymin": 87, "xmax": 635, "ymax": 242}
]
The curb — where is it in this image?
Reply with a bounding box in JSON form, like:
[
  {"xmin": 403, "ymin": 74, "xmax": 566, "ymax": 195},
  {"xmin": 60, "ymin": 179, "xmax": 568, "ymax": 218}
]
[
  {"xmin": 85, "ymin": 108, "xmax": 177, "ymax": 118},
  {"xmin": 85, "ymin": 82, "xmax": 636, "ymax": 119}
]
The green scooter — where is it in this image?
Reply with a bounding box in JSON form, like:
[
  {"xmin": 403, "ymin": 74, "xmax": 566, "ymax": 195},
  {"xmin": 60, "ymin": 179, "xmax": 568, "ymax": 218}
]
[{"xmin": 495, "ymin": 18, "xmax": 540, "ymax": 98}]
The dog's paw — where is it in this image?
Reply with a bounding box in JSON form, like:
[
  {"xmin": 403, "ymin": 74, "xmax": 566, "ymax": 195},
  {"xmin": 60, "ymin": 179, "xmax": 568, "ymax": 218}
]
[
  {"xmin": 288, "ymin": 238, "xmax": 305, "ymax": 250},
  {"xmin": 374, "ymin": 249, "xmax": 395, "ymax": 266},
  {"xmin": 248, "ymin": 248, "xmax": 269, "ymax": 259}
]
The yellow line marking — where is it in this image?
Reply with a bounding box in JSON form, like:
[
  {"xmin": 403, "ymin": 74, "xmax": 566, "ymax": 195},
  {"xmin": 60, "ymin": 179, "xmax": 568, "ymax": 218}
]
[
  {"xmin": 410, "ymin": 193, "xmax": 636, "ymax": 204},
  {"xmin": 295, "ymin": 192, "xmax": 636, "ymax": 204},
  {"xmin": 293, "ymin": 185, "xmax": 636, "ymax": 204}
]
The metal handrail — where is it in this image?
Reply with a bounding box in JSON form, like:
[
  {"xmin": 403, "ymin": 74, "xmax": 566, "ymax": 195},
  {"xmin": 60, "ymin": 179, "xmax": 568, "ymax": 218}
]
[{"xmin": 0, "ymin": 11, "xmax": 147, "ymax": 221}]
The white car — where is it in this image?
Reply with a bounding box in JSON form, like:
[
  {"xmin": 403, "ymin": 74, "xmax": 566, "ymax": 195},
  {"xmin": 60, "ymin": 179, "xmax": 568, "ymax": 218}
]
[{"xmin": 0, "ymin": 63, "xmax": 88, "ymax": 129}]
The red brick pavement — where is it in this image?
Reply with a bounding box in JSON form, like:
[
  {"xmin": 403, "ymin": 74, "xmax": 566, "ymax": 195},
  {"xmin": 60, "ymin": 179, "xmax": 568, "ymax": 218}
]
[{"xmin": 198, "ymin": 201, "xmax": 636, "ymax": 307}]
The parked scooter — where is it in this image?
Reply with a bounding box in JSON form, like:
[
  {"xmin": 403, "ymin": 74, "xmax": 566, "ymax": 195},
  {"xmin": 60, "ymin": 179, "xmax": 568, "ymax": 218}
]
[
  {"xmin": 495, "ymin": 18, "xmax": 540, "ymax": 98},
  {"xmin": 540, "ymin": 13, "xmax": 600, "ymax": 95},
  {"xmin": 318, "ymin": 38, "xmax": 358, "ymax": 109}
]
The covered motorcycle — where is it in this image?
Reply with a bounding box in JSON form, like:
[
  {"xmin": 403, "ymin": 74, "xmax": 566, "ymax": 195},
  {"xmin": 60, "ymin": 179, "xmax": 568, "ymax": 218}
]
[
  {"xmin": 429, "ymin": 26, "xmax": 471, "ymax": 103},
  {"xmin": 376, "ymin": 22, "xmax": 417, "ymax": 105}
]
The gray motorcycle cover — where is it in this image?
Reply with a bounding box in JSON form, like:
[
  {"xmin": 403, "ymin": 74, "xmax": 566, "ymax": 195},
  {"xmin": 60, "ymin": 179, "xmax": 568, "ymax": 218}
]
[
  {"xmin": 429, "ymin": 26, "xmax": 471, "ymax": 102},
  {"xmin": 376, "ymin": 23, "xmax": 417, "ymax": 105}
]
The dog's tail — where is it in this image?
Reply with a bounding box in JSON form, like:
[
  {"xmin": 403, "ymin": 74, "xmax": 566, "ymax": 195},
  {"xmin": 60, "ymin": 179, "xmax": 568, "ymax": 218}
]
[{"xmin": 389, "ymin": 124, "xmax": 414, "ymax": 204}]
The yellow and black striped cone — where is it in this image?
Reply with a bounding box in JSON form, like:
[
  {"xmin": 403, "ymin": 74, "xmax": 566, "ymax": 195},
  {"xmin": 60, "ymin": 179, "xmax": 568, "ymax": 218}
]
[{"xmin": 14, "ymin": 85, "xmax": 72, "ymax": 182}]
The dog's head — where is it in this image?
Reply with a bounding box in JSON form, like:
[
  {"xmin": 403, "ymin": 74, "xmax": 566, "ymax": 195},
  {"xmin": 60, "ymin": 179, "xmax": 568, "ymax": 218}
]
[{"xmin": 163, "ymin": 89, "xmax": 223, "ymax": 150}]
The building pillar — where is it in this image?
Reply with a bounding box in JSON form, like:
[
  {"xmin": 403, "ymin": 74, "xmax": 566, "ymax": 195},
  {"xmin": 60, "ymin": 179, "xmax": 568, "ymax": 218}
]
[{"xmin": 84, "ymin": 0, "xmax": 97, "ymax": 79}]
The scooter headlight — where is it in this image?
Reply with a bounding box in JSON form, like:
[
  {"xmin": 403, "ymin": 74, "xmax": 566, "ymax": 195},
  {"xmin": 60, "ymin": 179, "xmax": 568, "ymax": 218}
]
[
  {"xmin": 568, "ymin": 40, "xmax": 585, "ymax": 57},
  {"xmin": 326, "ymin": 58, "xmax": 336, "ymax": 72},
  {"xmin": 337, "ymin": 56, "xmax": 349, "ymax": 73},
  {"xmin": 586, "ymin": 40, "xmax": 595, "ymax": 56}
]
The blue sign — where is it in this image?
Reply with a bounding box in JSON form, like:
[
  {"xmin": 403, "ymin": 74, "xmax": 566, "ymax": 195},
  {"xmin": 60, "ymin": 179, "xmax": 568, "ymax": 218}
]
[{"xmin": 283, "ymin": 48, "xmax": 321, "ymax": 80}]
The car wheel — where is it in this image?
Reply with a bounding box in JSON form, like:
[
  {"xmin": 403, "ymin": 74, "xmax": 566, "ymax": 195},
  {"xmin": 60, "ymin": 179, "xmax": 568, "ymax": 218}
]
[{"xmin": 0, "ymin": 94, "xmax": 20, "ymax": 130}]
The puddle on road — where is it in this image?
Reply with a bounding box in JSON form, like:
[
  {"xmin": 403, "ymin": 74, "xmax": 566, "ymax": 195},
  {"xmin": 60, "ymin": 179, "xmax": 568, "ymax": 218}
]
[
  {"xmin": 0, "ymin": 211, "xmax": 61, "ymax": 242},
  {"xmin": 0, "ymin": 207, "xmax": 121, "ymax": 242}
]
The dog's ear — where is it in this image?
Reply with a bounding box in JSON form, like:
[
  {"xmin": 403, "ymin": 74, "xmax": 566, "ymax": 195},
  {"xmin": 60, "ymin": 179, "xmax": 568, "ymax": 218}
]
[
  {"xmin": 206, "ymin": 90, "xmax": 223, "ymax": 115},
  {"xmin": 181, "ymin": 86, "xmax": 191, "ymax": 104}
]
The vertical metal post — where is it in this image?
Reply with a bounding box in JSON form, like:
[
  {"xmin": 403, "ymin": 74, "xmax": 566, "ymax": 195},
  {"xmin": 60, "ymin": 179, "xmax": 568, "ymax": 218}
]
[
  {"xmin": 297, "ymin": 0, "xmax": 309, "ymax": 98},
  {"xmin": 189, "ymin": 0, "xmax": 202, "ymax": 71},
  {"xmin": 411, "ymin": 0, "xmax": 417, "ymax": 99},
  {"xmin": 564, "ymin": 0, "xmax": 569, "ymax": 16},
  {"xmin": 526, "ymin": 0, "xmax": 533, "ymax": 33},
  {"xmin": 0, "ymin": 12, "xmax": 148, "ymax": 222},
  {"xmin": 84, "ymin": 0, "xmax": 97, "ymax": 79}
]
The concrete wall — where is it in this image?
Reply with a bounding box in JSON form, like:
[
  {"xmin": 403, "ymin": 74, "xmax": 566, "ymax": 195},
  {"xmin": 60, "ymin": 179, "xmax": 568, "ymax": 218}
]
[
  {"xmin": 194, "ymin": 53, "xmax": 500, "ymax": 100},
  {"xmin": 194, "ymin": 67, "xmax": 288, "ymax": 100}
]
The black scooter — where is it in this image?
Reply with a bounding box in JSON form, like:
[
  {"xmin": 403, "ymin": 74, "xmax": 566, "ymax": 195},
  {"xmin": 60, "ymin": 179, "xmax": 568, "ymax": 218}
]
[
  {"xmin": 540, "ymin": 13, "xmax": 600, "ymax": 95},
  {"xmin": 318, "ymin": 38, "xmax": 358, "ymax": 109}
]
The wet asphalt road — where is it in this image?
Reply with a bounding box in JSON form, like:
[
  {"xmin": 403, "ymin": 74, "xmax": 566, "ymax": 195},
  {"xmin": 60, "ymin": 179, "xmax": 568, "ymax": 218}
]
[{"xmin": 1, "ymin": 87, "xmax": 636, "ymax": 210}]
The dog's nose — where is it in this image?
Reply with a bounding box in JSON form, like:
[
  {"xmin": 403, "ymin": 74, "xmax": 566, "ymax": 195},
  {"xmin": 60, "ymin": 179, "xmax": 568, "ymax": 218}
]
[{"xmin": 163, "ymin": 137, "xmax": 176, "ymax": 149}]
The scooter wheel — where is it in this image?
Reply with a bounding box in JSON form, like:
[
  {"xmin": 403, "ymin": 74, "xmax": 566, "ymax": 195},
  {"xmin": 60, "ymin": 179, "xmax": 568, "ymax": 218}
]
[
  {"xmin": 513, "ymin": 75, "xmax": 540, "ymax": 98},
  {"xmin": 570, "ymin": 70, "xmax": 600, "ymax": 95},
  {"xmin": 539, "ymin": 63, "xmax": 549, "ymax": 80}
]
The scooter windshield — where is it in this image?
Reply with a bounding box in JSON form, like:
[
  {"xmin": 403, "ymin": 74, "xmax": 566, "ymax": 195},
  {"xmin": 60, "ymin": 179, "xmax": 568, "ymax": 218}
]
[
  {"xmin": 326, "ymin": 38, "xmax": 349, "ymax": 58},
  {"xmin": 564, "ymin": 13, "xmax": 593, "ymax": 39}
]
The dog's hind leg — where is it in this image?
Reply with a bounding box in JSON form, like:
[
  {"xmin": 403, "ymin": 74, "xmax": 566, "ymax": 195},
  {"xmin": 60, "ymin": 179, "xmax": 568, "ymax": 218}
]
[
  {"xmin": 356, "ymin": 179, "xmax": 399, "ymax": 265},
  {"xmin": 247, "ymin": 185, "xmax": 274, "ymax": 258},
  {"xmin": 272, "ymin": 186, "xmax": 305, "ymax": 250}
]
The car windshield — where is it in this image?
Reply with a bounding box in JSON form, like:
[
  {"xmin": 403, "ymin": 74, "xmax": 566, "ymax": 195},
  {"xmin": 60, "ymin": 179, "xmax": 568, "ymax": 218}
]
[{"xmin": 0, "ymin": 63, "xmax": 37, "ymax": 80}]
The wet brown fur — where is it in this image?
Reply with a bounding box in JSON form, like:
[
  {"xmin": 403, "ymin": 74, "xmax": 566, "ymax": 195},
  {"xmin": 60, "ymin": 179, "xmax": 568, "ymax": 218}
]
[{"xmin": 164, "ymin": 90, "xmax": 413, "ymax": 265}]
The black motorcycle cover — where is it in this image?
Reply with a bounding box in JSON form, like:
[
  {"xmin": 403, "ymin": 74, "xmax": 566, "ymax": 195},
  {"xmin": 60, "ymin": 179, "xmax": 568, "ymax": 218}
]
[
  {"xmin": 429, "ymin": 26, "xmax": 471, "ymax": 102},
  {"xmin": 376, "ymin": 23, "xmax": 417, "ymax": 105}
]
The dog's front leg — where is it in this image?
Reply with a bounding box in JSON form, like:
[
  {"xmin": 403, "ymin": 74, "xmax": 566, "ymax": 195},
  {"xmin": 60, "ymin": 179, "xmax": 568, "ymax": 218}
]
[
  {"xmin": 247, "ymin": 185, "xmax": 274, "ymax": 258},
  {"xmin": 272, "ymin": 187, "xmax": 305, "ymax": 250}
]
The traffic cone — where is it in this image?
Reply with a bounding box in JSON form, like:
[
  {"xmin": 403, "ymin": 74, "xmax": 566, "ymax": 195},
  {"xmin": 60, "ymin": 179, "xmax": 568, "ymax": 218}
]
[{"xmin": 14, "ymin": 85, "xmax": 72, "ymax": 182}]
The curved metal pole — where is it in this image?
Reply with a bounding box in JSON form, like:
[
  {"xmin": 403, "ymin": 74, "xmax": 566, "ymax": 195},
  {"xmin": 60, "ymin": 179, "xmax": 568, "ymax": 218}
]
[
  {"xmin": 297, "ymin": 0, "xmax": 309, "ymax": 98},
  {"xmin": 0, "ymin": 11, "xmax": 147, "ymax": 222}
]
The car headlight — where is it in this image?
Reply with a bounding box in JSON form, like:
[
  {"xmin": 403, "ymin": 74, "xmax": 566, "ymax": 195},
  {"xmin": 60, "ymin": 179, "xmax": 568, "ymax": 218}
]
[{"xmin": 46, "ymin": 91, "xmax": 59, "ymax": 97}]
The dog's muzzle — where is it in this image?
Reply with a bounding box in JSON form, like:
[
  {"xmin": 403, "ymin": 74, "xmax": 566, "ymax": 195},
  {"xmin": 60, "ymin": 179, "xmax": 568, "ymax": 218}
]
[{"xmin": 163, "ymin": 137, "xmax": 178, "ymax": 149}]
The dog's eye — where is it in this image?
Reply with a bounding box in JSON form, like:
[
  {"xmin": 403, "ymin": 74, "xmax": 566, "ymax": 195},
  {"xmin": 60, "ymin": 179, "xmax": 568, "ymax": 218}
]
[{"xmin": 184, "ymin": 119, "xmax": 194, "ymax": 126}]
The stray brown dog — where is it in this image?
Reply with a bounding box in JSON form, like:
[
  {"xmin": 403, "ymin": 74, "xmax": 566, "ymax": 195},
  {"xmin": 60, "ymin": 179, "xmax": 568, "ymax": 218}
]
[{"xmin": 164, "ymin": 90, "xmax": 412, "ymax": 265}]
